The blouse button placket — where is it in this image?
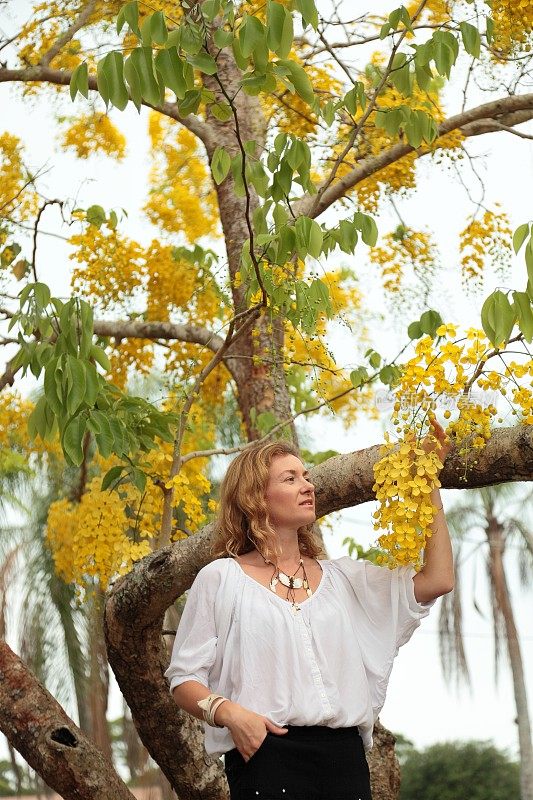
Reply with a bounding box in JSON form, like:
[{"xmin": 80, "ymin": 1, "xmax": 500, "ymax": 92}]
[{"xmin": 295, "ymin": 613, "xmax": 333, "ymax": 716}]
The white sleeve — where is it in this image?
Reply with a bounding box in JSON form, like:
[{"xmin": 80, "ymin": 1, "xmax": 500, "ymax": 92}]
[
  {"xmin": 164, "ymin": 562, "xmax": 221, "ymax": 693},
  {"xmin": 333, "ymin": 556, "xmax": 436, "ymax": 652}
]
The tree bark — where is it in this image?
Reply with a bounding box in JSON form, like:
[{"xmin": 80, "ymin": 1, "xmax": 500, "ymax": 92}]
[
  {"xmin": 0, "ymin": 640, "xmax": 135, "ymax": 800},
  {"xmin": 368, "ymin": 721, "xmax": 401, "ymax": 800},
  {"xmin": 487, "ymin": 520, "xmax": 533, "ymax": 800},
  {"xmin": 202, "ymin": 47, "xmax": 296, "ymax": 442}
]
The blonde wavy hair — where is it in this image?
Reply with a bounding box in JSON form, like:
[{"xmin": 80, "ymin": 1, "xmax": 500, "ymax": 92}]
[{"xmin": 210, "ymin": 440, "xmax": 325, "ymax": 564}]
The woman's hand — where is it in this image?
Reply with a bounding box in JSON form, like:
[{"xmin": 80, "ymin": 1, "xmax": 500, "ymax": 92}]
[
  {"xmin": 421, "ymin": 417, "xmax": 452, "ymax": 468},
  {"xmin": 216, "ymin": 702, "xmax": 288, "ymax": 762}
]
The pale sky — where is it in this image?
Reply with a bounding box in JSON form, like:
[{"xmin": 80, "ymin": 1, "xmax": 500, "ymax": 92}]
[{"xmin": 0, "ymin": 0, "xmax": 532, "ymax": 775}]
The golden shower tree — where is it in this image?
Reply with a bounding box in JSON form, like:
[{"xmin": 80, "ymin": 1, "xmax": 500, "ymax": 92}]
[{"xmin": 1, "ymin": 1, "xmax": 533, "ymax": 798}]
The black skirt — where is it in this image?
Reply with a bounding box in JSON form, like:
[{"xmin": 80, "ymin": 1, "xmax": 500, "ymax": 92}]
[{"xmin": 223, "ymin": 724, "xmax": 372, "ymax": 800}]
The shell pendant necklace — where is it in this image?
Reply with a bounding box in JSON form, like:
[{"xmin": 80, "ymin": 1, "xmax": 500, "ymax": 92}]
[{"xmin": 261, "ymin": 554, "xmax": 312, "ymax": 614}]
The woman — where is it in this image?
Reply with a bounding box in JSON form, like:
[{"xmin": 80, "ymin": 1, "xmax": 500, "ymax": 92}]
[{"xmin": 165, "ymin": 429, "xmax": 454, "ymax": 800}]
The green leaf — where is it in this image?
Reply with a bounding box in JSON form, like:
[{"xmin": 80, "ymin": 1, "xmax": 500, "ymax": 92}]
[
  {"xmin": 267, "ymin": 1, "xmax": 294, "ymax": 58},
  {"xmin": 69, "ymin": 62, "xmax": 89, "ymax": 101},
  {"xmin": 350, "ymin": 366, "xmax": 369, "ymax": 388},
  {"xmin": 124, "ymin": 52, "xmax": 143, "ymax": 111},
  {"xmin": 129, "ymin": 47, "xmax": 163, "ymax": 107},
  {"xmin": 432, "ymin": 30, "xmax": 459, "ymax": 78},
  {"xmin": 44, "ymin": 359, "xmax": 63, "ymax": 416},
  {"xmin": 209, "ymin": 99, "xmax": 233, "ymax": 120},
  {"xmin": 276, "ymin": 59, "xmax": 314, "ymax": 104},
  {"xmin": 390, "ymin": 52, "xmax": 412, "ymax": 96},
  {"xmin": 202, "ymin": 0, "xmax": 221, "ymax": 22},
  {"xmin": 96, "ymin": 58, "xmax": 111, "ymax": 106},
  {"xmin": 101, "ymin": 465, "xmax": 125, "ymax": 491},
  {"xmin": 178, "ymin": 89, "xmax": 202, "ymax": 117},
  {"xmin": 240, "ymin": 15, "xmax": 266, "ymax": 58},
  {"xmin": 102, "ymin": 51, "xmax": 129, "ymax": 111},
  {"xmin": 131, "ymin": 468, "xmax": 147, "ymax": 493},
  {"xmin": 513, "ymin": 222, "xmax": 530, "ymax": 254},
  {"xmin": 407, "ymin": 321, "xmax": 423, "ymax": 339},
  {"xmin": 93, "ymin": 411, "xmax": 113, "ymax": 458},
  {"xmin": 85, "ymin": 362, "xmax": 100, "ymax": 406},
  {"xmin": 154, "ymin": 47, "xmax": 188, "ymax": 99},
  {"xmin": 33, "ymin": 282, "xmax": 51, "ymax": 309},
  {"xmin": 28, "ymin": 396, "xmax": 48, "ymax": 441},
  {"xmin": 213, "ymin": 27, "xmax": 232, "ymax": 48},
  {"xmin": 86, "ymin": 204, "xmax": 107, "ymax": 228},
  {"xmin": 117, "ymin": 1, "xmax": 140, "ymax": 37},
  {"xmin": 188, "ymin": 50, "xmax": 218, "ymax": 75},
  {"xmin": 352, "ymin": 212, "xmax": 378, "ymax": 246},
  {"xmin": 66, "ymin": 356, "xmax": 87, "ymax": 415},
  {"xmin": 524, "ymin": 239, "xmax": 533, "ymax": 287},
  {"xmin": 419, "ymin": 309, "xmax": 443, "ymax": 337},
  {"xmin": 460, "ymin": 21, "xmax": 481, "ymax": 58},
  {"xmin": 512, "ymin": 290, "xmax": 533, "ymax": 343},
  {"xmin": 211, "ymin": 146, "xmax": 231, "ymax": 184},
  {"xmin": 486, "ymin": 16, "xmax": 494, "ymax": 46},
  {"xmin": 294, "ymin": 0, "xmax": 318, "ymax": 30},
  {"xmin": 491, "ymin": 289, "xmax": 516, "ymax": 347},
  {"xmin": 90, "ymin": 344, "xmax": 111, "ymax": 372},
  {"xmin": 180, "ymin": 21, "xmax": 204, "ymax": 54},
  {"xmin": 150, "ymin": 11, "xmax": 168, "ymax": 45},
  {"xmin": 295, "ymin": 217, "xmax": 323, "ymax": 259},
  {"xmin": 62, "ymin": 415, "xmax": 85, "ymax": 466}
]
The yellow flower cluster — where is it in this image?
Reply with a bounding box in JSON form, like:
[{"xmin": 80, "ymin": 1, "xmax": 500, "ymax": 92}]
[
  {"xmin": 0, "ymin": 133, "xmax": 39, "ymax": 222},
  {"xmin": 61, "ymin": 114, "xmax": 126, "ymax": 160},
  {"xmin": 370, "ymin": 227, "xmax": 438, "ymax": 294},
  {"xmin": 46, "ymin": 477, "xmax": 153, "ymax": 591},
  {"xmin": 108, "ymin": 338, "xmax": 155, "ymax": 390},
  {"xmin": 372, "ymin": 322, "xmax": 533, "ymax": 565},
  {"xmin": 70, "ymin": 226, "xmax": 145, "ymax": 308},
  {"xmin": 46, "ymin": 426, "xmax": 216, "ymax": 590},
  {"xmin": 373, "ymin": 440, "xmax": 442, "ymax": 568},
  {"xmin": 145, "ymin": 240, "xmax": 196, "ymax": 321},
  {"xmin": 0, "ymin": 391, "xmax": 62, "ymax": 461},
  {"xmin": 145, "ymin": 125, "xmax": 219, "ymax": 243},
  {"xmin": 406, "ymin": 0, "xmax": 450, "ymax": 26},
  {"xmin": 18, "ymin": 19, "xmax": 82, "ymax": 75},
  {"xmin": 459, "ymin": 208, "xmax": 512, "ymax": 289},
  {"xmin": 491, "ymin": 0, "xmax": 533, "ymax": 56}
]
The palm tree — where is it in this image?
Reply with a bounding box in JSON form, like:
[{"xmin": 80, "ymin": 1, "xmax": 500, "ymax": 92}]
[{"xmin": 440, "ymin": 484, "xmax": 533, "ymax": 800}]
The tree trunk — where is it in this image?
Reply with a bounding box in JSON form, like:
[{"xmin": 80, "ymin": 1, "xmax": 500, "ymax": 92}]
[
  {"xmin": 0, "ymin": 640, "xmax": 135, "ymax": 800},
  {"xmin": 104, "ymin": 532, "xmax": 230, "ymax": 799},
  {"xmin": 368, "ymin": 721, "xmax": 401, "ymax": 800},
  {"xmin": 202, "ymin": 47, "xmax": 297, "ymax": 442},
  {"xmin": 488, "ymin": 520, "xmax": 533, "ymax": 800}
]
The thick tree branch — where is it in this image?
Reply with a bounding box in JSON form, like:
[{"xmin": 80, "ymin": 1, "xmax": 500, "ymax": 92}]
[
  {"xmin": 0, "ymin": 317, "xmax": 240, "ymax": 394},
  {"xmin": 0, "ymin": 641, "xmax": 135, "ymax": 800},
  {"xmin": 93, "ymin": 318, "xmax": 225, "ymax": 351},
  {"xmin": 39, "ymin": 0, "xmax": 96, "ymax": 67},
  {"xmin": 0, "ymin": 65, "xmax": 215, "ymax": 149},
  {"xmin": 296, "ymin": 93, "xmax": 533, "ymax": 219}
]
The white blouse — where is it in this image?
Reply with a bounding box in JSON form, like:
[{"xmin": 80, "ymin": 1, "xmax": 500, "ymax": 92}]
[{"xmin": 164, "ymin": 556, "xmax": 436, "ymax": 761}]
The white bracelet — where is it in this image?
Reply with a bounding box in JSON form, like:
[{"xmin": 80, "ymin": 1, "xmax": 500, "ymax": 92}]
[{"xmin": 197, "ymin": 694, "xmax": 228, "ymax": 728}]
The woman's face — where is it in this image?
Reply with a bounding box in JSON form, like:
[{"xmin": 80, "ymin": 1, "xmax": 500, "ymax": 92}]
[{"xmin": 264, "ymin": 454, "xmax": 315, "ymax": 529}]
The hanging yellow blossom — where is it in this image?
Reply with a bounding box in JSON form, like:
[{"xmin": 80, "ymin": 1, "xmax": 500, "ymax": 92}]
[
  {"xmin": 61, "ymin": 114, "xmax": 127, "ymax": 160},
  {"xmin": 459, "ymin": 208, "xmax": 512, "ymax": 290}
]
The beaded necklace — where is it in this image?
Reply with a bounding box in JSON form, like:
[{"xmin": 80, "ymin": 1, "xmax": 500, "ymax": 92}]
[{"xmin": 261, "ymin": 553, "xmax": 312, "ymax": 613}]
